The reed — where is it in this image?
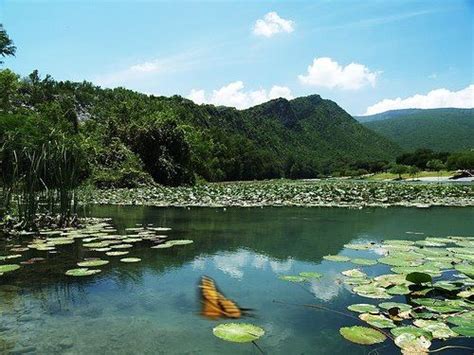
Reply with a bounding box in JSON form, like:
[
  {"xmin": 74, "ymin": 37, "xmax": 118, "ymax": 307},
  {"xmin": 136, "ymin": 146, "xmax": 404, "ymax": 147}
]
[{"xmin": 0, "ymin": 133, "xmax": 87, "ymax": 229}]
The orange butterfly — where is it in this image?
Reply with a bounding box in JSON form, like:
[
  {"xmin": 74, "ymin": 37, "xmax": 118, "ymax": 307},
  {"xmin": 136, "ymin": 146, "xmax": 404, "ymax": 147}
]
[{"xmin": 199, "ymin": 276, "xmax": 249, "ymax": 319}]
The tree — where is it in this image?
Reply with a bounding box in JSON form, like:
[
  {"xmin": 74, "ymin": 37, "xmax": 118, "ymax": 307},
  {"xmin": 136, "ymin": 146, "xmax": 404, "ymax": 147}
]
[
  {"xmin": 0, "ymin": 24, "xmax": 16, "ymax": 64},
  {"xmin": 389, "ymin": 164, "xmax": 409, "ymax": 180},
  {"xmin": 426, "ymin": 159, "xmax": 445, "ymax": 172},
  {"xmin": 408, "ymin": 166, "xmax": 420, "ymax": 179}
]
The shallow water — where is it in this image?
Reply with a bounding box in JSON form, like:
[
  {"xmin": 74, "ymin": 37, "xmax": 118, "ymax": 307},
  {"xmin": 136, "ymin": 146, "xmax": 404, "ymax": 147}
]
[{"xmin": 1, "ymin": 206, "xmax": 474, "ymax": 354}]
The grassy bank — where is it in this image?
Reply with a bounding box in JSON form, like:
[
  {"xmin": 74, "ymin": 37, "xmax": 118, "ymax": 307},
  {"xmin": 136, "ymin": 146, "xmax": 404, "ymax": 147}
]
[
  {"xmin": 81, "ymin": 179, "xmax": 474, "ymax": 208},
  {"xmin": 365, "ymin": 170, "xmax": 455, "ymax": 181}
]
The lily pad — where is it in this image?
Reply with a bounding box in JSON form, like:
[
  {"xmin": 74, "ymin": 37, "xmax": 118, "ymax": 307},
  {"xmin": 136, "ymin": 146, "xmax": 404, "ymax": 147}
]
[
  {"xmin": 406, "ymin": 272, "xmax": 432, "ymax": 285},
  {"xmin": 386, "ymin": 284, "xmax": 411, "ymax": 295},
  {"xmin": 339, "ymin": 326, "xmax": 386, "ymax": 345},
  {"xmin": 391, "ymin": 326, "xmax": 432, "ymax": 340},
  {"xmin": 359, "ymin": 313, "xmax": 396, "ymax": 328},
  {"xmin": 353, "ymin": 284, "xmax": 392, "ymax": 299},
  {"xmin": 120, "ymin": 257, "xmax": 141, "ymax": 263},
  {"xmin": 65, "ymin": 268, "xmax": 101, "ymax": 277},
  {"xmin": 394, "ymin": 333, "xmax": 431, "ymax": 353},
  {"xmin": 455, "ymin": 264, "xmax": 474, "ymax": 278},
  {"xmin": 167, "ymin": 239, "xmax": 193, "ymax": 246},
  {"xmin": 451, "ymin": 326, "xmax": 474, "ymax": 337},
  {"xmin": 77, "ymin": 259, "xmax": 109, "ymax": 267},
  {"xmin": 299, "ymin": 272, "xmax": 322, "ymax": 279},
  {"xmin": 323, "ymin": 255, "xmax": 350, "ymax": 262},
  {"xmin": 413, "ymin": 319, "xmax": 458, "ymax": 339},
  {"xmin": 342, "ymin": 269, "xmax": 366, "ymax": 278},
  {"xmin": 279, "ymin": 275, "xmax": 306, "ymax": 282},
  {"xmin": 106, "ymin": 251, "xmax": 129, "ymax": 256},
  {"xmin": 347, "ymin": 304, "xmax": 379, "ymax": 314},
  {"xmin": 0, "ymin": 264, "xmax": 20, "ymax": 274},
  {"xmin": 379, "ymin": 302, "xmax": 412, "ymax": 312},
  {"xmin": 351, "ymin": 258, "xmax": 377, "ymax": 266},
  {"xmin": 212, "ymin": 323, "xmax": 264, "ymax": 343}
]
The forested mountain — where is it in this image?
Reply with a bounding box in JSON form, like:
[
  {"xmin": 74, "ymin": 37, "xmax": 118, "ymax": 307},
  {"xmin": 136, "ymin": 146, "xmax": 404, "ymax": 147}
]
[
  {"xmin": 357, "ymin": 108, "xmax": 474, "ymax": 152},
  {"xmin": 1, "ymin": 69, "xmax": 400, "ymax": 187}
]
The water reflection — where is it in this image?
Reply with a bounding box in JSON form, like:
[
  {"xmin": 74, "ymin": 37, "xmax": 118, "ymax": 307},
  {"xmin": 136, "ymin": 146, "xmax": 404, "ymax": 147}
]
[{"xmin": 0, "ymin": 206, "xmax": 473, "ymax": 354}]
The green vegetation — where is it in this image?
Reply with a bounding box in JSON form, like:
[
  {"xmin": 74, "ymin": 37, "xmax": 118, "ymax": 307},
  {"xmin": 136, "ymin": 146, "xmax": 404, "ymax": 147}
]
[
  {"xmin": 82, "ymin": 180, "xmax": 474, "ymax": 208},
  {"xmin": 283, "ymin": 234, "xmax": 474, "ymax": 353},
  {"xmin": 0, "ymin": 68, "xmax": 401, "ymax": 190},
  {"xmin": 359, "ymin": 108, "xmax": 474, "ymax": 152}
]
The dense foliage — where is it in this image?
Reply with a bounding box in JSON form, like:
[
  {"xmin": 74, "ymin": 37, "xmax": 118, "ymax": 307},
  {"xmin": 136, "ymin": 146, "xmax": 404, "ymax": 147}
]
[
  {"xmin": 396, "ymin": 148, "xmax": 474, "ymax": 172},
  {"xmin": 359, "ymin": 108, "xmax": 474, "ymax": 152},
  {"xmin": 0, "ymin": 69, "xmax": 401, "ymax": 188}
]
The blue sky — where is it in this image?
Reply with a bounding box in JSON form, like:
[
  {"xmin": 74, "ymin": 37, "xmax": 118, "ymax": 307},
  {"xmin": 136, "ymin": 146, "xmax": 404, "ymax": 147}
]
[{"xmin": 1, "ymin": 0, "xmax": 473, "ymax": 115}]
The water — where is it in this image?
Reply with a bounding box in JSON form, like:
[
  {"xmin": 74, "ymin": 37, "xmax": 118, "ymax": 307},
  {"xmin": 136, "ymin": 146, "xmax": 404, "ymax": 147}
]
[{"xmin": 1, "ymin": 206, "xmax": 474, "ymax": 354}]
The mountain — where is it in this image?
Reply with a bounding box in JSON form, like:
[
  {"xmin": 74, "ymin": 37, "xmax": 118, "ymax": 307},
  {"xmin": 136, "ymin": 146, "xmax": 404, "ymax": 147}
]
[
  {"xmin": 0, "ymin": 70, "xmax": 401, "ymax": 186},
  {"xmin": 356, "ymin": 108, "xmax": 474, "ymax": 152}
]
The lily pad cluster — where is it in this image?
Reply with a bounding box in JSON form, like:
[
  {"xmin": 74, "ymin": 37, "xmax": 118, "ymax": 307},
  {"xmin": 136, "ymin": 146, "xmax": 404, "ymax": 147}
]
[
  {"xmin": 331, "ymin": 235, "xmax": 474, "ymax": 352},
  {"xmin": 82, "ymin": 180, "xmax": 474, "ymax": 209},
  {"xmin": 1, "ymin": 218, "xmax": 193, "ymax": 278}
]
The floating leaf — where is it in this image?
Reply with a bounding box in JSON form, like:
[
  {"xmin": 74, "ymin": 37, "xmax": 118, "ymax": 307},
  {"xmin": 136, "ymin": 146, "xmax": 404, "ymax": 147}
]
[
  {"xmin": 0, "ymin": 264, "xmax": 20, "ymax": 274},
  {"xmin": 391, "ymin": 326, "xmax": 432, "ymax": 340},
  {"xmin": 279, "ymin": 275, "xmax": 306, "ymax": 282},
  {"xmin": 387, "ymin": 284, "xmax": 411, "ymax": 295},
  {"xmin": 77, "ymin": 259, "xmax": 109, "ymax": 267},
  {"xmin": 120, "ymin": 257, "xmax": 141, "ymax": 263},
  {"xmin": 406, "ymin": 272, "xmax": 432, "ymax": 285},
  {"xmin": 394, "ymin": 333, "xmax": 431, "ymax": 354},
  {"xmin": 455, "ymin": 264, "xmax": 474, "ymax": 279},
  {"xmin": 65, "ymin": 268, "xmax": 101, "ymax": 277},
  {"xmin": 378, "ymin": 256, "xmax": 422, "ymax": 267},
  {"xmin": 299, "ymin": 272, "xmax": 322, "ymax": 279},
  {"xmin": 167, "ymin": 239, "xmax": 193, "ymax": 246},
  {"xmin": 413, "ymin": 320, "xmax": 458, "ymax": 339},
  {"xmin": 359, "ymin": 313, "xmax": 396, "ymax": 328},
  {"xmin": 342, "ymin": 269, "xmax": 366, "ymax": 278},
  {"xmin": 351, "ymin": 258, "xmax": 377, "ymax": 266},
  {"xmin": 379, "ymin": 302, "xmax": 412, "ymax": 312},
  {"xmin": 212, "ymin": 323, "xmax": 264, "ymax": 343},
  {"xmin": 353, "ymin": 284, "xmax": 392, "ymax": 299},
  {"xmin": 106, "ymin": 251, "xmax": 129, "ymax": 256},
  {"xmin": 347, "ymin": 304, "xmax": 379, "ymax": 314},
  {"xmin": 323, "ymin": 255, "xmax": 350, "ymax": 262},
  {"xmin": 339, "ymin": 326, "xmax": 386, "ymax": 345},
  {"xmin": 451, "ymin": 326, "xmax": 474, "ymax": 337}
]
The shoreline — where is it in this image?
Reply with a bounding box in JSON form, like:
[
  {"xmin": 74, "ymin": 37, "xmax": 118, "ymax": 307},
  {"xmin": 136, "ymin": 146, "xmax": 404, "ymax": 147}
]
[{"xmin": 82, "ymin": 180, "xmax": 474, "ymax": 209}]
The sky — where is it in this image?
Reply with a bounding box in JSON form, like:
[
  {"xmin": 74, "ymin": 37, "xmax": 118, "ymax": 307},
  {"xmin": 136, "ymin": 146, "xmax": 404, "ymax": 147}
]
[{"xmin": 1, "ymin": 0, "xmax": 473, "ymax": 115}]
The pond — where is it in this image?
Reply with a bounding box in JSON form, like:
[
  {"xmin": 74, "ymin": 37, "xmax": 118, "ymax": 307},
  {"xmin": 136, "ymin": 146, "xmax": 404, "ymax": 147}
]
[{"xmin": 1, "ymin": 206, "xmax": 474, "ymax": 354}]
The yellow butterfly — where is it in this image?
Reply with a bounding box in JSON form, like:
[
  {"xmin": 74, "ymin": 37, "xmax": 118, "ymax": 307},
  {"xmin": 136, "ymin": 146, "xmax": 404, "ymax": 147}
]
[{"xmin": 199, "ymin": 276, "xmax": 250, "ymax": 319}]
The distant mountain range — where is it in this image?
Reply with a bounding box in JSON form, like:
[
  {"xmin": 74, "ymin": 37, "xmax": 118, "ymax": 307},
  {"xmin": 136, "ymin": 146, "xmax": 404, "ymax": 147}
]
[{"xmin": 356, "ymin": 108, "xmax": 474, "ymax": 152}]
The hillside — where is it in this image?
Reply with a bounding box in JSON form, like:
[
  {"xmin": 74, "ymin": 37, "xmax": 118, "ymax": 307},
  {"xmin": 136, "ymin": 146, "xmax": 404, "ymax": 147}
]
[
  {"xmin": 1, "ymin": 70, "xmax": 400, "ymax": 186},
  {"xmin": 357, "ymin": 108, "xmax": 474, "ymax": 152}
]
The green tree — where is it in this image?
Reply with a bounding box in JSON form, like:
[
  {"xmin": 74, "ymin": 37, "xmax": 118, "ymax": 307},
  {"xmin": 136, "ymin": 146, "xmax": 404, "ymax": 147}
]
[
  {"xmin": 0, "ymin": 24, "xmax": 16, "ymax": 64},
  {"xmin": 426, "ymin": 159, "xmax": 445, "ymax": 172},
  {"xmin": 389, "ymin": 164, "xmax": 409, "ymax": 180}
]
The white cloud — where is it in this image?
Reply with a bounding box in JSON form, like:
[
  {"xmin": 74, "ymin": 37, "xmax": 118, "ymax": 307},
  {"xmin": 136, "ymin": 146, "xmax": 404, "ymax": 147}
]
[
  {"xmin": 94, "ymin": 50, "xmax": 201, "ymax": 88},
  {"xmin": 187, "ymin": 81, "xmax": 293, "ymax": 109},
  {"xmin": 298, "ymin": 57, "xmax": 379, "ymax": 90},
  {"xmin": 364, "ymin": 84, "xmax": 474, "ymax": 115},
  {"xmin": 253, "ymin": 12, "xmax": 294, "ymax": 37}
]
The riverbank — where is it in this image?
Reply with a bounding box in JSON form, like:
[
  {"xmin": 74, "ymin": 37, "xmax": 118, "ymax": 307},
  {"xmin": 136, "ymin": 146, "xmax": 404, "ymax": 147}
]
[{"xmin": 82, "ymin": 179, "xmax": 474, "ymax": 208}]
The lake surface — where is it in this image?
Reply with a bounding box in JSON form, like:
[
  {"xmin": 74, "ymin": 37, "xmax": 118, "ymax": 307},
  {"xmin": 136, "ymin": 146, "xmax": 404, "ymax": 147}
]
[{"xmin": 1, "ymin": 206, "xmax": 474, "ymax": 354}]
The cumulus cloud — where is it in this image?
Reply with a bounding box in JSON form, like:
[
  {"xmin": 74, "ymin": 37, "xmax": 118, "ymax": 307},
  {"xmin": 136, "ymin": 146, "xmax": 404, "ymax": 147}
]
[
  {"xmin": 253, "ymin": 12, "xmax": 294, "ymax": 37},
  {"xmin": 364, "ymin": 84, "xmax": 474, "ymax": 115},
  {"xmin": 187, "ymin": 81, "xmax": 293, "ymax": 109},
  {"xmin": 298, "ymin": 57, "xmax": 379, "ymax": 90}
]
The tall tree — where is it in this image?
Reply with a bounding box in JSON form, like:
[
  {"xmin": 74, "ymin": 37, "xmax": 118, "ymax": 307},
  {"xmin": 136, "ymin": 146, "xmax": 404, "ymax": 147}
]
[{"xmin": 0, "ymin": 24, "xmax": 16, "ymax": 64}]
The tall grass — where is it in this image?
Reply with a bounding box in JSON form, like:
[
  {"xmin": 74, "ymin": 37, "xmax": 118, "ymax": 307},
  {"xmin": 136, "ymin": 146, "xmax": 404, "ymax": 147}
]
[{"xmin": 1, "ymin": 133, "xmax": 86, "ymax": 229}]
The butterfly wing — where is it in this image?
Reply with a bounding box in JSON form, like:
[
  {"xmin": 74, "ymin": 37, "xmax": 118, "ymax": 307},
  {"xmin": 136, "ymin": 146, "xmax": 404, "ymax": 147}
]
[{"xmin": 199, "ymin": 276, "xmax": 243, "ymax": 319}]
